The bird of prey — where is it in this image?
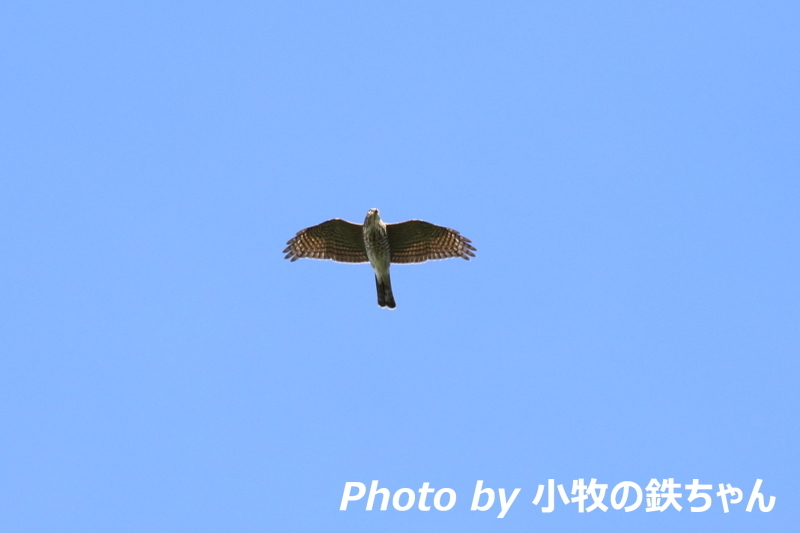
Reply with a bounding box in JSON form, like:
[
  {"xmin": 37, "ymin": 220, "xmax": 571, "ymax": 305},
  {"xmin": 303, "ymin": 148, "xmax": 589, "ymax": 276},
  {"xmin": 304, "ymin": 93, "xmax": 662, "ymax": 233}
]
[{"xmin": 283, "ymin": 208, "xmax": 476, "ymax": 309}]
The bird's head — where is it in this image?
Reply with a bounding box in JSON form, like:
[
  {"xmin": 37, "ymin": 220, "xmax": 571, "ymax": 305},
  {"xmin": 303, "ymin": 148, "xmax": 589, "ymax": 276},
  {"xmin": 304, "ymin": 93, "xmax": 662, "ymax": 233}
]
[{"xmin": 365, "ymin": 208, "xmax": 381, "ymax": 225}]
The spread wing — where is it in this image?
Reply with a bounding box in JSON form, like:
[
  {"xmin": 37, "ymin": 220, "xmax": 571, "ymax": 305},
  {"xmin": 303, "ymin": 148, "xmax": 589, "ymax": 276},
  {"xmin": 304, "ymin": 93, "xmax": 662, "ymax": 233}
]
[
  {"xmin": 283, "ymin": 219, "xmax": 368, "ymax": 263},
  {"xmin": 387, "ymin": 220, "xmax": 476, "ymax": 264}
]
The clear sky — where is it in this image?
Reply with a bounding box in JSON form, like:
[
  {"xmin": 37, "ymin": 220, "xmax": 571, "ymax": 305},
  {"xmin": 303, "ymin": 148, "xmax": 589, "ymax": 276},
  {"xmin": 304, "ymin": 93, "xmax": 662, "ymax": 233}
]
[{"xmin": 2, "ymin": 1, "xmax": 798, "ymax": 531}]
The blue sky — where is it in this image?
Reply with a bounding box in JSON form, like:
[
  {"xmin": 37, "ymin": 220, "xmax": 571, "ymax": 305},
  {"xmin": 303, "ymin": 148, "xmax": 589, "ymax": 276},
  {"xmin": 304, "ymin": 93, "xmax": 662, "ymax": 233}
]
[{"xmin": 2, "ymin": 1, "xmax": 798, "ymax": 531}]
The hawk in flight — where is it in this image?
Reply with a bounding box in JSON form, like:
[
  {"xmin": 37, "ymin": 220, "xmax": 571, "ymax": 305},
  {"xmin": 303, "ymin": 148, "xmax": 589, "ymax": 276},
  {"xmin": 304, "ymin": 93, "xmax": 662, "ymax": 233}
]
[{"xmin": 284, "ymin": 209, "xmax": 476, "ymax": 309}]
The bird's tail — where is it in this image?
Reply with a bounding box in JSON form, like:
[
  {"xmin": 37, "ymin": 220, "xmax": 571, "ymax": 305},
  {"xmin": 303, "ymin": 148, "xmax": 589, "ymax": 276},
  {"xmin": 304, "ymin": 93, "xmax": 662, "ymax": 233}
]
[{"xmin": 375, "ymin": 274, "xmax": 396, "ymax": 309}]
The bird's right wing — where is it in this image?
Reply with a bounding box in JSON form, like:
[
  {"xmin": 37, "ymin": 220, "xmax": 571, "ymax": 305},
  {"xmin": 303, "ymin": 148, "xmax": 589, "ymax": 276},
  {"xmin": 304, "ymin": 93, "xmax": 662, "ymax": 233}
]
[{"xmin": 283, "ymin": 219, "xmax": 369, "ymax": 263}]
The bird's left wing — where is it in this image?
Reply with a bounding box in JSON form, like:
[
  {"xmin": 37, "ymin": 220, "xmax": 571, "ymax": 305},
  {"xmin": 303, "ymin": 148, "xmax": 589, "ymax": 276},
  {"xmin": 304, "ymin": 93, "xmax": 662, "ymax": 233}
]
[
  {"xmin": 387, "ymin": 220, "xmax": 476, "ymax": 264},
  {"xmin": 283, "ymin": 219, "xmax": 369, "ymax": 263}
]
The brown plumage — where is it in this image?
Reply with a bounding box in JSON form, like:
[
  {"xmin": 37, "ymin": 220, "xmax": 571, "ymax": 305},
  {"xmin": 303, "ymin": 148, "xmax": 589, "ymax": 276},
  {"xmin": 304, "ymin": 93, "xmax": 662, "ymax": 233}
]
[
  {"xmin": 386, "ymin": 220, "xmax": 477, "ymax": 263},
  {"xmin": 284, "ymin": 209, "xmax": 476, "ymax": 308},
  {"xmin": 283, "ymin": 219, "xmax": 368, "ymax": 263}
]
